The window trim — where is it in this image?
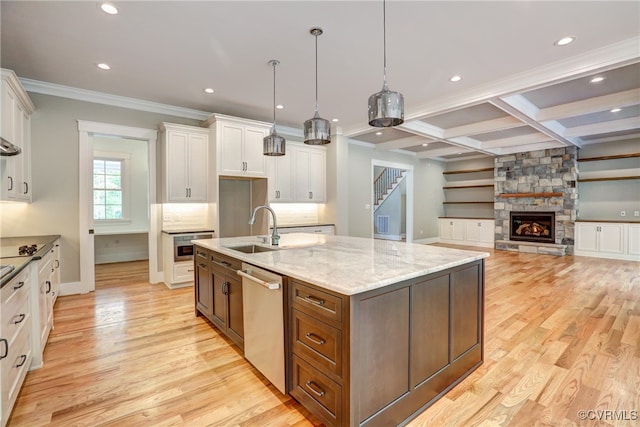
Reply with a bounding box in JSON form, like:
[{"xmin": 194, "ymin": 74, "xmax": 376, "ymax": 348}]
[{"xmin": 93, "ymin": 151, "xmax": 131, "ymax": 223}]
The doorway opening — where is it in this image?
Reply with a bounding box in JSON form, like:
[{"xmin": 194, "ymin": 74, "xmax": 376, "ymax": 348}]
[
  {"xmin": 78, "ymin": 121, "xmax": 159, "ymax": 294},
  {"xmin": 371, "ymin": 160, "xmax": 413, "ymax": 243}
]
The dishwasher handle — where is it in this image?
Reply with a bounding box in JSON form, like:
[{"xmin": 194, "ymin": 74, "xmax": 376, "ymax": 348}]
[{"xmin": 237, "ymin": 269, "xmax": 281, "ymax": 290}]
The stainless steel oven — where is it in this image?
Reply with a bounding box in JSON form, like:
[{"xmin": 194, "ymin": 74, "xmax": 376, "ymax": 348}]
[{"xmin": 174, "ymin": 233, "xmax": 213, "ymax": 262}]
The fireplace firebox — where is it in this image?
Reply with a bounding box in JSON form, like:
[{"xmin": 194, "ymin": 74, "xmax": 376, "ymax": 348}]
[{"xmin": 510, "ymin": 211, "xmax": 555, "ymax": 244}]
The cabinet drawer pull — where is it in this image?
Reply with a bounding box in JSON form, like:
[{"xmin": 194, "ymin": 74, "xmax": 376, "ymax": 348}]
[
  {"xmin": 197, "ymin": 251, "xmax": 207, "ymax": 259},
  {"xmin": 305, "ymin": 381, "xmax": 325, "ymax": 397},
  {"xmin": 16, "ymin": 354, "xmax": 27, "ymax": 368},
  {"xmin": 305, "ymin": 333, "xmax": 325, "ymax": 345},
  {"xmin": 13, "ymin": 313, "xmax": 26, "ymax": 325},
  {"xmin": 8, "ymin": 176, "xmax": 13, "ymax": 191},
  {"xmin": 198, "ymin": 263, "xmax": 207, "ymax": 269},
  {"xmin": 0, "ymin": 339, "xmax": 7, "ymax": 359},
  {"xmin": 14, "ymin": 281, "xmax": 25, "ymax": 290},
  {"xmin": 304, "ymin": 295, "xmax": 325, "ymax": 306},
  {"xmin": 46, "ymin": 280, "xmax": 52, "ymax": 293},
  {"xmin": 23, "ymin": 182, "xmax": 29, "ymax": 195}
]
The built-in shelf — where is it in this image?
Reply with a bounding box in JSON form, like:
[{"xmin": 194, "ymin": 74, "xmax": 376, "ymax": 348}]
[
  {"xmin": 443, "ymin": 167, "xmax": 494, "ymax": 175},
  {"xmin": 443, "ymin": 184, "xmax": 494, "ymax": 189},
  {"xmin": 578, "ymin": 176, "xmax": 640, "ymax": 182},
  {"xmin": 443, "ymin": 201, "xmax": 494, "ymax": 204},
  {"xmin": 497, "ymin": 192, "xmax": 563, "ymax": 198},
  {"xmin": 578, "ymin": 153, "xmax": 640, "ymax": 162}
]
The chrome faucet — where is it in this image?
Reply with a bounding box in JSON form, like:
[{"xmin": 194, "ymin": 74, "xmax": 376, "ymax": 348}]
[{"xmin": 248, "ymin": 205, "xmax": 280, "ymax": 246}]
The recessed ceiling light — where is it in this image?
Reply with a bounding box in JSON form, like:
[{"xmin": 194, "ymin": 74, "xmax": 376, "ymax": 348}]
[
  {"xmin": 422, "ymin": 143, "xmax": 429, "ymax": 147},
  {"xmin": 375, "ymin": 131, "xmax": 383, "ymax": 136},
  {"xmin": 97, "ymin": 63, "xmax": 111, "ymax": 70},
  {"xmin": 554, "ymin": 36, "xmax": 575, "ymax": 46},
  {"xmin": 276, "ymin": 104, "xmax": 284, "ymax": 109},
  {"xmin": 610, "ymin": 108, "xmax": 622, "ymax": 113},
  {"xmin": 449, "ymin": 75, "xmax": 462, "ymax": 82},
  {"xmin": 590, "ymin": 76, "xmax": 605, "ymax": 83},
  {"xmin": 332, "ymin": 118, "xmax": 339, "ymax": 122},
  {"xmin": 204, "ymin": 88, "xmax": 214, "ymax": 94},
  {"xmin": 100, "ymin": 2, "xmax": 118, "ymax": 15}
]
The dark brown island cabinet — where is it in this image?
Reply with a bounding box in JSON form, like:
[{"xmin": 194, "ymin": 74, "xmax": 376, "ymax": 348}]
[{"xmin": 194, "ymin": 244, "xmax": 484, "ymax": 427}]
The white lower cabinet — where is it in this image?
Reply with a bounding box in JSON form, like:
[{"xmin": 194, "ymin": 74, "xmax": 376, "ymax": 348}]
[
  {"xmin": 439, "ymin": 218, "xmax": 494, "ymax": 247},
  {"xmin": 1, "ymin": 268, "xmax": 33, "ymax": 427},
  {"xmin": 575, "ymin": 221, "xmax": 637, "ymax": 260}
]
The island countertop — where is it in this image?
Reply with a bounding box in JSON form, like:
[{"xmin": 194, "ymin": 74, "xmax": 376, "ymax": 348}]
[{"xmin": 192, "ymin": 233, "xmax": 489, "ymax": 295}]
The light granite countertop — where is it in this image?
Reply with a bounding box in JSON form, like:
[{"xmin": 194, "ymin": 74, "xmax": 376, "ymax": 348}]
[{"xmin": 192, "ymin": 233, "xmax": 489, "ymax": 295}]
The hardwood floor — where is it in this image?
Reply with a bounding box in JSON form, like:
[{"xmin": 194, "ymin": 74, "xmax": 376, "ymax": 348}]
[{"xmin": 8, "ymin": 251, "xmax": 640, "ymax": 426}]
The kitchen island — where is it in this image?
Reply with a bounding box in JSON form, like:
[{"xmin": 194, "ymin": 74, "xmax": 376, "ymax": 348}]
[{"xmin": 193, "ymin": 233, "xmax": 489, "ymax": 426}]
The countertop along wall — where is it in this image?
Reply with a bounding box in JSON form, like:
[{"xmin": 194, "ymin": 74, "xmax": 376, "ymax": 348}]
[{"xmin": 0, "ymin": 92, "xmax": 201, "ymax": 284}]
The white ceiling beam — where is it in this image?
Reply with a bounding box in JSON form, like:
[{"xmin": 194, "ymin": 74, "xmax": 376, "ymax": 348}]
[
  {"xmin": 442, "ymin": 116, "xmax": 525, "ymax": 138},
  {"xmin": 491, "ymin": 97, "xmax": 578, "ymax": 147},
  {"xmin": 536, "ymin": 88, "xmax": 640, "ymax": 122},
  {"xmin": 375, "ymin": 135, "xmax": 434, "ymax": 151},
  {"xmin": 579, "ymin": 132, "xmax": 640, "ymax": 145},
  {"xmin": 480, "ymin": 133, "xmax": 553, "ymax": 149},
  {"xmin": 493, "ymin": 141, "xmax": 563, "ymax": 155},
  {"xmin": 396, "ymin": 121, "xmax": 445, "ymax": 139},
  {"xmin": 563, "ymin": 117, "xmax": 640, "ymax": 137},
  {"xmin": 416, "ymin": 146, "xmax": 472, "ymax": 159}
]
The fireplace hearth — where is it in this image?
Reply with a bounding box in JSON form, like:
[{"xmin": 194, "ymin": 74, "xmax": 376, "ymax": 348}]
[{"xmin": 510, "ymin": 212, "xmax": 555, "ymax": 244}]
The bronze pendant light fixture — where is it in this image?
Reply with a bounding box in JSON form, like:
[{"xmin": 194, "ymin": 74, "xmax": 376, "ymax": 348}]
[
  {"xmin": 263, "ymin": 59, "xmax": 286, "ymax": 156},
  {"xmin": 368, "ymin": 0, "xmax": 404, "ymax": 127},
  {"xmin": 304, "ymin": 27, "xmax": 331, "ymax": 145}
]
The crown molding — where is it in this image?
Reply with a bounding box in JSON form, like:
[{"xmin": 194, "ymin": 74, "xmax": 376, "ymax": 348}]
[{"xmin": 19, "ymin": 78, "xmax": 212, "ymax": 120}]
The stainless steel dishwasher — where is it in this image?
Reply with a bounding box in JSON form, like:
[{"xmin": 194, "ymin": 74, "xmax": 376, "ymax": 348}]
[{"xmin": 237, "ymin": 263, "xmax": 285, "ymax": 394}]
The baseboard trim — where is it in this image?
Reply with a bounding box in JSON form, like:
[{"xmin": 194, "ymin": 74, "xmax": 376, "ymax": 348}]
[
  {"xmin": 574, "ymin": 251, "xmax": 640, "ymax": 261},
  {"xmin": 59, "ymin": 281, "xmax": 87, "ymax": 296},
  {"xmin": 439, "ymin": 239, "xmax": 494, "ymax": 248},
  {"xmin": 414, "ymin": 237, "xmax": 439, "ymax": 245}
]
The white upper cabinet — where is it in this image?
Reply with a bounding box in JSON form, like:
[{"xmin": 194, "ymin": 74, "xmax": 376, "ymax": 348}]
[
  {"xmin": 1, "ymin": 69, "xmax": 35, "ymax": 202},
  {"xmin": 159, "ymin": 123, "xmax": 209, "ymax": 203},
  {"xmin": 293, "ymin": 145, "xmax": 326, "ymax": 203},
  {"xmin": 268, "ymin": 152, "xmax": 293, "ymax": 202},
  {"xmin": 204, "ymin": 115, "xmax": 269, "ymax": 178}
]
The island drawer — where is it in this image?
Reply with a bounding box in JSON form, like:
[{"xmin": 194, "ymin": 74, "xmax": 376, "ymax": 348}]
[
  {"xmin": 209, "ymin": 251, "xmax": 241, "ymax": 271},
  {"xmin": 290, "ymin": 279, "xmax": 343, "ymax": 325},
  {"xmin": 291, "ymin": 355, "xmax": 342, "ymax": 427},
  {"xmin": 292, "ymin": 309, "xmax": 342, "ymax": 378}
]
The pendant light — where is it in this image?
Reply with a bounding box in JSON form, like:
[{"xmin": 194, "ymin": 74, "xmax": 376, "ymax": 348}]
[
  {"xmin": 304, "ymin": 27, "xmax": 331, "ymax": 145},
  {"xmin": 368, "ymin": 0, "xmax": 404, "ymax": 127},
  {"xmin": 263, "ymin": 59, "xmax": 286, "ymax": 156}
]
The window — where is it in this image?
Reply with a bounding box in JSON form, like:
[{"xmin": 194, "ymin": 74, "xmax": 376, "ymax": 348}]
[{"xmin": 93, "ymin": 153, "xmax": 129, "ymax": 221}]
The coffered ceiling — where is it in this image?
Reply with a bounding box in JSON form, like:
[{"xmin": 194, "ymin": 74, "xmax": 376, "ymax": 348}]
[{"xmin": 1, "ymin": 1, "xmax": 639, "ymax": 161}]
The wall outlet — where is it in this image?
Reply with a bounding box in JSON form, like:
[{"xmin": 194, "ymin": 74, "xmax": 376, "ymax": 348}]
[
  {"xmin": 635, "ymin": 211, "xmax": 640, "ymax": 217},
  {"xmin": 620, "ymin": 210, "xmax": 626, "ymax": 217}
]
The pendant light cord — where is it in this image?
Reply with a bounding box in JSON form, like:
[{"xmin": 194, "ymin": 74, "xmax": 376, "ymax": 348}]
[
  {"xmin": 314, "ymin": 32, "xmax": 319, "ymax": 114},
  {"xmin": 382, "ymin": 0, "xmax": 388, "ymax": 89},
  {"xmin": 272, "ymin": 62, "xmax": 277, "ymax": 125}
]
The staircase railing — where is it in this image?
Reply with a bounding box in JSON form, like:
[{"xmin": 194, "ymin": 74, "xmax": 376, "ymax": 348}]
[{"xmin": 374, "ymin": 167, "xmax": 405, "ymax": 206}]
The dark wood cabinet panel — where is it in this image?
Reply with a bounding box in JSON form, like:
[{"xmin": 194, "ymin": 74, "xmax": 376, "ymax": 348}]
[
  {"xmin": 451, "ymin": 264, "xmax": 481, "ymax": 360},
  {"xmin": 210, "ymin": 265, "xmax": 228, "ymax": 331},
  {"xmin": 291, "ymin": 279, "xmax": 343, "ymax": 326},
  {"xmin": 355, "ymin": 286, "xmax": 411, "ymax": 423},
  {"xmin": 195, "ymin": 254, "xmax": 213, "ymax": 320},
  {"xmin": 411, "ymin": 274, "xmax": 450, "ymax": 387},
  {"xmin": 291, "ymin": 355, "xmax": 342, "ymax": 427},
  {"xmin": 226, "ymin": 274, "xmax": 244, "ymax": 347}
]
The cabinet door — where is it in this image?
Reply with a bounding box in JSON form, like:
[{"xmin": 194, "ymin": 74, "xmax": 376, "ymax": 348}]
[
  {"xmin": 226, "ymin": 275, "xmax": 244, "ymax": 347},
  {"xmin": 575, "ymin": 223, "xmax": 599, "ymax": 252},
  {"xmin": 186, "ymin": 133, "xmax": 208, "ymax": 201},
  {"xmin": 195, "ymin": 259, "xmax": 213, "ymax": 320},
  {"xmin": 294, "ymin": 148, "xmax": 311, "ymax": 201},
  {"xmin": 308, "ymin": 150, "xmax": 325, "ymax": 202},
  {"xmin": 268, "ymin": 154, "xmax": 293, "ymax": 202},
  {"xmin": 439, "ymin": 219, "xmax": 453, "ymax": 240},
  {"xmin": 210, "ymin": 265, "xmax": 228, "ymax": 331},
  {"xmin": 465, "ymin": 220, "xmax": 481, "ymax": 242},
  {"xmin": 219, "ymin": 123, "xmax": 245, "ymax": 175},
  {"xmin": 628, "ymin": 224, "xmax": 640, "ymax": 256},
  {"xmin": 599, "ymin": 223, "xmax": 624, "ymax": 254},
  {"xmin": 243, "ymin": 126, "xmax": 267, "ymax": 177},
  {"xmin": 166, "ymin": 131, "xmax": 190, "ymax": 201},
  {"xmin": 1, "ymin": 83, "xmax": 18, "ymax": 200}
]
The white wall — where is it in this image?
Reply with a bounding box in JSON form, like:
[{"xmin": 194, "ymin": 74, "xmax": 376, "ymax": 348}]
[{"xmin": 0, "ymin": 93, "xmax": 200, "ymax": 283}]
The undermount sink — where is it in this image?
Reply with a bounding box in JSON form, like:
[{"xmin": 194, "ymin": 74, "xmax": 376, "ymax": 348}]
[{"xmin": 225, "ymin": 244, "xmax": 279, "ymax": 254}]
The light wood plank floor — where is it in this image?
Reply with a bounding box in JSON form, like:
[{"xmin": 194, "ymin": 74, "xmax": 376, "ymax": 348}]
[{"xmin": 8, "ymin": 249, "xmax": 640, "ymax": 426}]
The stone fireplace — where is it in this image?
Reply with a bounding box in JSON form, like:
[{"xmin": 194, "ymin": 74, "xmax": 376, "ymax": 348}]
[
  {"xmin": 494, "ymin": 147, "xmax": 578, "ymax": 256},
  {"xmin": 510, "ymin": 211, "xmax": 555, "ymax": 244}
]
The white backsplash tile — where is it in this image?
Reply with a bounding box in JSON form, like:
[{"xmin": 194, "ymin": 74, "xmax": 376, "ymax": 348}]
[
  {"xmin": 270, "ymin": 203, "xmax": 319, "ymax": 226},
  {"xmin": 162, "ymin": 203, "xmax": 212, "ymax": 229}
]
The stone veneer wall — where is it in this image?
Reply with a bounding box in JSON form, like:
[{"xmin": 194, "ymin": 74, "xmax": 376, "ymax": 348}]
[{"xmin": 494, "ymin": 147, "xmax": 578, "ymax": 255}]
